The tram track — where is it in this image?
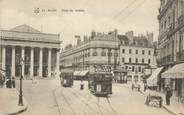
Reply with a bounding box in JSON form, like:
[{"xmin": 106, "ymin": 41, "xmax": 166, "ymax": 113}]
[
  {"xmin": 70, "ymin": 87, "xmax": 117, "ymax": 115},
  {"xmin": 60, "ymin": 82, "xmax": 119, "ymax": 115},
  {"xmin": 69, "ymin": 88, "xmax": 101, "ymax": 115},
  {"xmin": 70, "ymin": 87, "xmax": 115, "ymax": 115},
  {"xmin": 105, "ymin": 97, "xmax": 119, "ymax": 115},
  {"xmin": 60, "ymin": 88, "xmax": 77, "ymax": 115},
  {"xmin": 97, "ymin": 97, "xmax": 106, "ymax": 115}
]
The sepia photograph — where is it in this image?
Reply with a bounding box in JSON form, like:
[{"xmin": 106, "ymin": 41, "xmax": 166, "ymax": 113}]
[{"xmin": 0, "ymin": 0, "xmax": 184, "ymax": 115}]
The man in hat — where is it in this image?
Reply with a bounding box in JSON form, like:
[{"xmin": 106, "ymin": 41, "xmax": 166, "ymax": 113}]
[{"xmin": 165, "ymin": 85, "xmax": 172, "ymax": 105}]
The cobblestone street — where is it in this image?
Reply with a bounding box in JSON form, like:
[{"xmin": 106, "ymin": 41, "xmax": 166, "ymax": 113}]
[{"xmin": 16, "ymin": 79, "xmax": 171, "ymax": 115}]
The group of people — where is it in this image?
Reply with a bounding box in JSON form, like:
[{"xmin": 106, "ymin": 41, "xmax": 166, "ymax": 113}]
[
  {"xmin": 6, "ymin": 77, "xmax": 16, "ymax": 88},
  {"xmin": 0, "ymin": 74, "xmax": 6, "ymax": 87},
  {"xmin": 0, "ymin": 74, "xmax": 16, "ymax": 88}
]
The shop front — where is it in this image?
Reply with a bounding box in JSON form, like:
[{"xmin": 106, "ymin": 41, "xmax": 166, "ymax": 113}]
[
  {"xmin": 113, "ymin": 69, "xmax": 127, "ymax": 83},
  {"xmin": 162, "ymin": 63, "xmax": 184, "ymax": 103}
]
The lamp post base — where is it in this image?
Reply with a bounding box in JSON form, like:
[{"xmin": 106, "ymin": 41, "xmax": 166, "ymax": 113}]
[{"xmin": 18, "ymin": 95, "xmax": 24, "ymax": 106}]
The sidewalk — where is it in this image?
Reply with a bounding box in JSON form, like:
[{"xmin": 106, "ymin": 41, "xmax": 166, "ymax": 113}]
[
  {"xmin": 115, "ymin": 82, "xmax": 184, "ymax": 115},
  {"xmin": 0, "ymin": 87, "xmax": 28, "ymax": 115}
]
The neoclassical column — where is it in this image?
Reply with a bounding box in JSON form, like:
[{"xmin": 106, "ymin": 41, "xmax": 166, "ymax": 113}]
[
  {"xmin": 48, "ymin": 48, "xmax": 52, "ymax": 77},
  {"xmin": 39, "ymin": 48, "xmax": 43, "ymax": 77},
  {"xmin": 21, "ymin": 47, "xmax": 25, "ymax": 77},
  {"xmin": 11, "ymin": 46, "xmax": 15, "ymax": 77},
  {"xmin": 30, "ymin": 47, "xmax": 34, "ymax": 77},
  {"xmin": 2, "ymin": 46, "xmax": 6, "ymax": 71},
  {"xmin": 56, "ymin": 49, "xmax": 60, "ymax": 77}
]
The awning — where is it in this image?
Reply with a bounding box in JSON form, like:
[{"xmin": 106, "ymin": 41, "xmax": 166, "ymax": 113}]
[
  {"xmin": 80, "ymin": 71, "xmax": 89, "ymax": 76},
  {"xmin": 73, "ymin": 71, "xmax": 81, "ymax": 76},
  {"xmin": 162, "ymin": 63, "xmax": 184, "ymax": 78},
  {"xmin": 147, "ymin": 67, "xmax": 164, "ymax": 86},
  {"xmin": 73, "ymin": 70, "xmax": 89, "ymax": 76}
]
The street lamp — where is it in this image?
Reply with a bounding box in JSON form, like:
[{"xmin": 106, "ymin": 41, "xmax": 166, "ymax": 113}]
[{"xmin": 18, "ymin": 57, "xmax": 24, "ymax": 106}]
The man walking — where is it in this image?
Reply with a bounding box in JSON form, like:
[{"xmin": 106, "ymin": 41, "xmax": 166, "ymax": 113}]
[{"xmin": 165, "ymin": 85, "xmax": 172, "ymax": 105}]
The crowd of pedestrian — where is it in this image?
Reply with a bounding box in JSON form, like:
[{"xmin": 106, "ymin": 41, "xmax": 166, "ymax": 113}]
[
  {"xmin": 0, "ymin": 72, "xmax": 16, "ymax": 88},
  {"xmin": 0, "ymin": 73, "xmax": 6, "ymax": 87},
  {"xmin": 6, "ymin": 77, "xmax": 16, "ymax": 88}
]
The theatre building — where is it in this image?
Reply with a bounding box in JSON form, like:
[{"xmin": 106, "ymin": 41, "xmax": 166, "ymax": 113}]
[{"xmin": 0, "ymin": 24, "xmax": 61, "ymax": 78}]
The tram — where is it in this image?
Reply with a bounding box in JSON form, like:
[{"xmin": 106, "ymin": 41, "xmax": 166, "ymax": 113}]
[
  {"xmin": 88, "ymin": 72, "xmax": 113, "ymax": 97},
  {"xmin": 60, "ymin": 72, "xmax": 73, "ymax": 87}
]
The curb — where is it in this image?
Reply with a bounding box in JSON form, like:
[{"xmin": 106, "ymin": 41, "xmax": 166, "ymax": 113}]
[
  {"xmin": 7, "ymin": 105, "xmax": 28, "ymax": 115},
  {"xmin": 7, "ymin": 88, "xmax": 29, "ymax": 115},
  {"xmin": 162, "ymin": 105, "xmax": 178, "ymax": 115}
]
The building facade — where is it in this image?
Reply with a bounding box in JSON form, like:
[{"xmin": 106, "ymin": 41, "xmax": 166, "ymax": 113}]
[
  {"xmin": 0, "ymin": 24, "xmax": 61, "ymax": 78},
  {"xmin": 118, "ymin": 31, "xmax": 155, "ymax": 82},
  {"xmin": 60, "ymin": 30, "xmax": 119, "ymax": 74},
  {"xmin": 158, "ymin": 0, "xmax": 184, "ymax": 99},
  {"xmin": 60, "ymin": 30, "xmax": 156, "ymax": 82}
]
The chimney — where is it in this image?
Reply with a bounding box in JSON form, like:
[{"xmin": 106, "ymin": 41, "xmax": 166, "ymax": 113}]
[
  {"xmin": 125, "ymin": 31, "xmax": 134, "ymax": 44},
  {"xmin": 114, "ymin": 29, "xmax": 118, "ymax": 36},
  {"xmin": 147, "ymin": 32, "xmax": 154, "ymax": 44},
  {"xmin": 77, "ymin": 38, "xmax": 81, "ymax": 45},
  {"xmin": 83, "ymin": 36, "xmax": 88, "ymax": 42},
  {"xmin": 91, "ymin": 30, "xmax": 96, "ymax": 39}
]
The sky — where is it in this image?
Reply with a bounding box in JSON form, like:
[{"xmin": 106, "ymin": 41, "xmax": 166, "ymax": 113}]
[{"xmin": 0, "ymin": 0, "xmax": 160, "ymax": 47}]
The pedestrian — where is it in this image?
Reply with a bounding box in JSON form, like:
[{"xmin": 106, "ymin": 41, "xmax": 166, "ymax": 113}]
[
  {"xmin": 12, "ymin": 77, "xmax": 16, "ymax": 88},
  {"xmin": 2, "ymin": 75, "xmax": 5, "ymax": 86},
  {"xmin": 80, "ymin": 79, "xmax": 84, "ymax": 90},
  {"xmin": 0, "ymin": 75, "xmax": 3, "ymax": 87},
  {"xmin": 6, "ymin": 78, "xmax": 12, "ymax": 88},
  {"xmin": 165, "ymin": 85, "xmax": 172, "ymax": 105},
  {"xmin": 144, "ymin": 80, "xmax": 147, "ymax": 92}
]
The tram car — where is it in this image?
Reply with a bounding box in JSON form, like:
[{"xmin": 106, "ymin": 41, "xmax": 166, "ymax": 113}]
[
  {"xmin": 88, "ymin": 72, "xmax": 112, "ymax": 97},
  {"xmin": 60, "ymin": 72, "xmax": 73, "ymax": 87}
]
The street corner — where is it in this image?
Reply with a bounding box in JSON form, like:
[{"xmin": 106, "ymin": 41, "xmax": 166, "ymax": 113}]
[
  {"xmin": 0, "ymin": 88, "xmax": 28, "ymax": 115},
  {"xmin": 8, "ymin": 88, "xmax": 28, "ymax": 115}
]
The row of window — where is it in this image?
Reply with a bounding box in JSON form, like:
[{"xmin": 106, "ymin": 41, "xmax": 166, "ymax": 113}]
[
  {"xmin": 122, "ymin": 49, "xmax": 151, "ymax": 55},
  {"xmin": 92, "ymin": 51, "xmax": 118, "ymax": 57},
  {"xmin": 72, "ymin": 51, "xmax": 119, "ymax": 60},
  {"xmin": 67, "ymin": 51, "xmax": 118, "ymax": 62},
  {"xmin": 122, "ymin": 58, "xmax": 151, "ymax": 64}
]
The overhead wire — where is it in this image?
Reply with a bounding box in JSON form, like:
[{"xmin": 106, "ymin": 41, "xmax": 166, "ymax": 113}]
[
  {"xmin": 113, "ymin": 0, "xmax": 137, "ymax": 19},
  {"xmin": 118, "ymin": 0, "xmax": 147, "ymax": 22}
]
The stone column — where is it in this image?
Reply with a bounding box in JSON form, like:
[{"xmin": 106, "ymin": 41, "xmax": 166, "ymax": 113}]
[
  {"xmin": 39, "ymin": 48, "xmax": 43, "ymax": 77},
  {"xmin": 56, "ymin": 49, "xmax": 60, "ymax": 77},
  {"xmin": 30, "ymin": 47, "xmax": 34, "ymax": 77},
  {"xmin": 48, "ymin": 48, "xmax": 51, "ymax": 77},
  {"xmin": 11, "ymin": 46, "xmax": 15, "ymax": 77},
  {"xmin": 21, "ymin": 47, "xmax": 25, "ymax": 77},
  {"xmin": 2, "ymin": 46, "xmax": 6, "ymax": 71}
]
